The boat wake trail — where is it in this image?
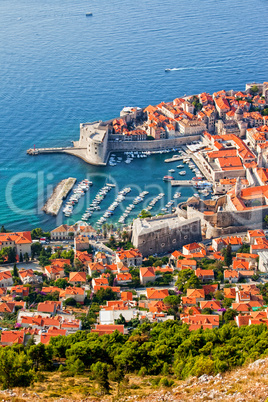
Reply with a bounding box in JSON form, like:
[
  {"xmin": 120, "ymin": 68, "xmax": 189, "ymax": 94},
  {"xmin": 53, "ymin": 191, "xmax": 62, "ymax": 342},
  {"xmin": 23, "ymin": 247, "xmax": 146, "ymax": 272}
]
[{"xmin": 165, "ymin": 66, "xmax": 223, "ymax": 72}]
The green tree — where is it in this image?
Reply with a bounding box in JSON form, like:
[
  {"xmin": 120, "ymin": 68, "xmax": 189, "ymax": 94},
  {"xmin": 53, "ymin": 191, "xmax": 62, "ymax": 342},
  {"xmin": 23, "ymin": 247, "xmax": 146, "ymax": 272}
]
[
  {"xmin": 115, "ymin": 314, "xmax": 126, "ymax": 325},
  {"xmin": 250, "ymin": 85, "xmax": 259, "ymax": 94},
  {"xmin": 224, "ymin": 244, "xmax": 232, "ymax": 267},
  {"xmin": 54, "ymin": 278, "xmax": 69, "ymax": 289},
  {"xmin": 66, "ymin": 355, "xmax": 85, "ymax": 375},
  {"xmin": 163, "ymin": 295, "xmax": 181, "ymax": 309},
  {"xmin": 74, "ymin": 258, "xmax": 84, "ymax": 272},
  {"xmin": 0, "ymin": 247, "xmax": 17, "ymax": 263},
  {"xmin": 0, "ymin": 348, "xmax": 35, "ymax": 388},
  {"xmin": 138, "ymin": 210, "xmax": 152, "ymax": 219},
  {"xmin": 19, "ymin": 252, "xmax": 23, "ymax": 263},
  {"xmin": 0, "ymin": 225, "xmax": 7, "ymax": 233},
  {"xmin": 28, "ymin": 343, "xmax": 53, "ymax": 371},
  {"xmin": 31, "ymin": 242, "xmax": 43, "ymax": 259},
  {"xmin": 223, "ymin": 309, "xmax": 237, "ymax": 323},
  {"xmin": 24, "ymin": 252, "xmax": 30, "ymax": 263},
  {"xmin": 93, "ymin": 287, "xmax": 118, "ymax": 304},
  {"xmin": 91, "ymin": 361, "xmax": 110, "ymax": 394},
  {"xmin": 13, "ymin": 263, "xmax": 19, "ymax": 278},
  {"xmin": 64, "ymin": 297, "xmax": 77, "ymax": 307}
]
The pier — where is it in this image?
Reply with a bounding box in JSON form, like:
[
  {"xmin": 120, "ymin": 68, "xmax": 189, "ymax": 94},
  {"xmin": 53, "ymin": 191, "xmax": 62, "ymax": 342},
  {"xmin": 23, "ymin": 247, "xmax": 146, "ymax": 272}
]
[
  {"xmin": 164, "ymin": 155, "xmax": 185, "ymax": 163},
  {"xmin": 42, "ymin": 177, "xmax": 77, "ymax": 216},
  {"xmin": 27, "ymin": 147, "xmax": 74, "ymax": 155},
  {"xmin": 171, "ymin": 180, "xmax": 193, "ymax": 187}
]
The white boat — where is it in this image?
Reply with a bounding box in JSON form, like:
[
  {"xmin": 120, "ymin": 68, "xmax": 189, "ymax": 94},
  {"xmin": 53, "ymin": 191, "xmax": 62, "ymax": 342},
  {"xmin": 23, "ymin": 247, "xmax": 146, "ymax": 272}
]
[{"xmin": 179, "ymin": 171, "xmax": 186, "ymax": 176}]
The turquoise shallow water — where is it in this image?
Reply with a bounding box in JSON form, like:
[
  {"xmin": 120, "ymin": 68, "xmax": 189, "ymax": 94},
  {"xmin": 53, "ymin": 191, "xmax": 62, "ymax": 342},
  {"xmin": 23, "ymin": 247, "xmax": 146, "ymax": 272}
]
[{"xmin": 0, "ymin": 0, "xmax": 268, "ymax": 230}]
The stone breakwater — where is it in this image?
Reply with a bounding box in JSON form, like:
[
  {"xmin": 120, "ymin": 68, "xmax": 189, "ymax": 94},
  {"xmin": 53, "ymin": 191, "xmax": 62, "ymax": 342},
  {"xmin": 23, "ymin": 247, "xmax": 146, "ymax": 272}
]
[{"xmin": 42, "ymin": 177, "xmax": 76, "ymax": 216}]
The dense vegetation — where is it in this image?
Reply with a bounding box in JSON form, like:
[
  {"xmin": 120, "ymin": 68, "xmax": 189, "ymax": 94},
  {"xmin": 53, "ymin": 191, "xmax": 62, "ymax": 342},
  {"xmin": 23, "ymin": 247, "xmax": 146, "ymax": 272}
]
[{"xmin": 2, "ymin": 321, "xmax": 268, "ymax": 392}]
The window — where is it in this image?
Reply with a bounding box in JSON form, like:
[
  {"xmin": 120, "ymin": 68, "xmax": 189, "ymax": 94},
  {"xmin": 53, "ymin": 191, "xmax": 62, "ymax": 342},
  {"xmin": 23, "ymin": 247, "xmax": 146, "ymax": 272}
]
[
  {"xmin": 172, "ymin": 239, "xmax": 176, "ymax": 244},
  {"xmin": 161, "ymin": 243, "xmax": 165, "ymax": 247}
]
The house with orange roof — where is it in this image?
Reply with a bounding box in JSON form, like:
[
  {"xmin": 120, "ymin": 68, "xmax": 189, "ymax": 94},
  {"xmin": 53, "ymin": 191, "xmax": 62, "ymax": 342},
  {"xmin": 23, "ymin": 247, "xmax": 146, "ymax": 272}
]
[
  {"xmin": 231, "ymin": 303, "xmax": 252, "ymax": 313},
  {"xmin": 182, "ymin": 242, "xmax": 203, "ymax": 256},
  {"xmin": 1, "ymin": 330, "xmax": 25, "ymax": 346},
  {"xmin": 235, "ymin": 315, "xmax": 250, "ymax": 327},
  {"xmin": 148, "ymin": 300, "xmax": 167, "ymax": 313},
  {"xmin": 94, "ymin": 251, "xmax": 108, "ymax": 265},
  {"xmin": 214, "ymin": 96, "xmax": 230, "ymax": 118},
  {"xmin": 212, "ymin": 237, "xmax": 227, "ymax": 252},
  {"xmin": 74, "ymin": 235, "xmax": 89, "ymax": 252},
  {"xmin": 182, "ymin": 306, "xmax": 201, "ymax": 316},
  {"xmin": 224, "ymin": 269, "xmax": 240, "ymax": 283},
  {"xmin": 0, "ymin": 231, "xmax": 32, "ymax": 257},
  {"xmin": 50, "ymin": 258, "xmax": 71, "ymax": 268},
  {"xmin": 121, "ymin": 291, "xmax": 133, "ymax": 301},
  {"xmin": 225, "ymin": 236, "xmax": 243, "ymax": 251},
  {"xmin": 0, "ymin": 302, "xmax": 16, "ymax": 315},
  {"xmin": 50, "ymin": 224, "xmax": 79, "ymax": 240},
  {"xmin": 91, "ymin": 324, "xmax": 125, "ymax": 335},
  {"xmin": 195, "ymin": 268, "xmax": 214, "ymax": 283},
  {"xmin": 69, "ymin": 271, "xmax": 87, "ymax": 286},
  {"xmin": 0, "ymin": 287, "xmax": 7, "ymax": 299},
  {"xmin": 181, "ymin": 296, "xmax": 198, "ymax": 306},
  {"xmin": 0, "ymin": 270, "xmax": 13, "ymax": 287},
  {"xmin": 169, "ymin": 250, "xmax": 184, "ymax": 266},
  {"xmin": 251, "ymin": 237, "xmax": 268, "ymax": 253},
  {"xmin": 224, "ymin": 287, "xmax": 236, "ymax": 299},
  {"xmin": 99, "ymin": 304, "xmax": 136, "ymax": 325},
  {"xmin": 200, "ymin": 300, "xmax": 221, "ymax": 311},
  {"xmin": 186, "ymin": 288, "xmax": 205, "ymax": 302},
  {"xmin": 146, "ymin": 288, "xmax": 169, "ymax": 301},
  {"xmin": 139, "ymin": 267, "xmax": 155, "ymax": 286},
  {"xmin": 202, "ymin": 284, "xmax": 218, "ymax": 295},
  {"xmin": 88, "ymin": 262, "xmax": 106, "ymax": 276},
  {"xmin": 41, "ymin": 286, "xmax": 62, "ymax": 295},
  {"xmin": 44, "ymin": 265, "xmax": 65, "ymax": 281},
  {"xmin": 92, "ymin": 277, "xmax": 109, "ymax": 289},
  {"xmin": 116, "ymin": 249, "xmax": 142, "ymax": 267},
  {"xmin": 247, "ymin": 229, "xmax": 265, "ymax": 244},
  {"xmin": 37, "ymin": 301, "xmax": 62, "ymax": 315},
  {"xmin": 232, "ymin": 259, "xmax": 250, "ymax": 271},
  {"xmin": 19, "ymin": 268, "xmax": 41, "ymax": 285},
  {"xmin": 40, "ymin": 328, "xmax": 66, "ymax": 344},
  {"xmin": 239, "ymin": 270, "xmax": 256, "ymax": 279},
  {"xmin": 20, "ymin": 315, "xmax": 61, "ymax": 329},
  {"xmin": 236, "ymin": 252, "xmax": 259, "ymax": 266},
  {"xmin": 177, "ymin": 259, "xmax": 197, "ymax": 271},
  {"xmin": 181, "ymin": 314, "xmax": 219, "ymax": 330},
  {"xmin": 61, "ymin": 319, "xmax": 82, "ymax": 334},
  {"xmin": 115, "ymin": 272, "xmax": 132, "ymax": 286},
  {"xmin": 154, "ymin": 266, "xmax": 174, "ymax": 274},
  {"xmin": 75, "ymin": 250, "xmax": 92, "ymax": 266},
  {"xmin": 59, "ymin": 287, "xmax": 85, "ymax": 304}
]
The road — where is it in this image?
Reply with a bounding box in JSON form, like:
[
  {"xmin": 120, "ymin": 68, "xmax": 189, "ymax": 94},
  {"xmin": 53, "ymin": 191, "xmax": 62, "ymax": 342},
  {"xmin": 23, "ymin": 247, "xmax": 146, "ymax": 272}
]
[{"xmin": 0, "ymin": 261, "xmax": 43, "ymax": 273}]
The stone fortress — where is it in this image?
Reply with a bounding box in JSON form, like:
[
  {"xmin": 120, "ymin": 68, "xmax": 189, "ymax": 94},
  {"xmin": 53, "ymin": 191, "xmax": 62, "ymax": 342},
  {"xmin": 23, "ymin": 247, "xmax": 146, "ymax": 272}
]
[{"xmin": 132, "ymin": 213, "xmax": 201, "ymax": 257}]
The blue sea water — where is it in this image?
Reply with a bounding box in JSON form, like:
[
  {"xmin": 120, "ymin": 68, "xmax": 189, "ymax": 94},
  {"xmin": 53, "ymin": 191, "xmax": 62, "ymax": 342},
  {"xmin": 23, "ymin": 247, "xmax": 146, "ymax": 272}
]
[{"xmin": 0, "ymin": 0, "xmax": 267, "ymax": 231}]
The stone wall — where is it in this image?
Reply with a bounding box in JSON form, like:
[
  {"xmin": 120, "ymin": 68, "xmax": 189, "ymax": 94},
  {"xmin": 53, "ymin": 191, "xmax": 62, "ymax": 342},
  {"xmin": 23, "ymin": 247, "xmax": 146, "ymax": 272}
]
[
  {"xmin": 132, "ymin": 215, "xmax": 202, "ymax": 257},
  {"xmin": 107, "ymin": 135, "xmax": 201, "ymax": 154}
]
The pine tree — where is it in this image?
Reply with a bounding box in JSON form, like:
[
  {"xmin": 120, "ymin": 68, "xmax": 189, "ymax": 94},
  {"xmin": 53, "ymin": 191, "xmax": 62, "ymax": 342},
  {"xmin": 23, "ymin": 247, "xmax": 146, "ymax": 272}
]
[
  {"xmin": 13, "ymin": 263, "xmax": 18, "ymax": 277},
  {"xmin": 224, "ymin": 244, "xmax": 232, "ymax": 267}
]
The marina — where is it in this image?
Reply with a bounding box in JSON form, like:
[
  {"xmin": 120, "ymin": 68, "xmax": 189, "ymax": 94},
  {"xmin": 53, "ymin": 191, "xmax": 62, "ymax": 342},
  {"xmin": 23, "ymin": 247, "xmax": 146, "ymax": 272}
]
[
  {"xmin": 62, "ymin": 179, "xmax": 92, "ymax": 217},
  {"xmin": 45, "ymin": 145, "xmax": 213, "ymax": 228}
]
